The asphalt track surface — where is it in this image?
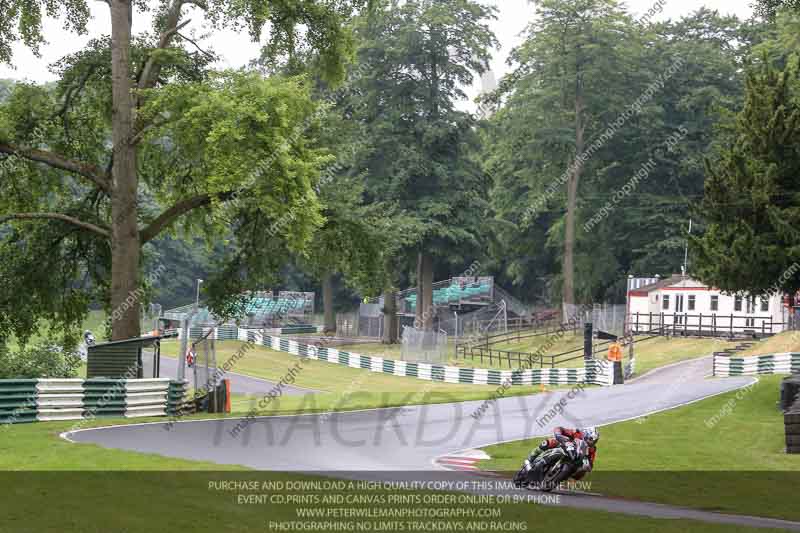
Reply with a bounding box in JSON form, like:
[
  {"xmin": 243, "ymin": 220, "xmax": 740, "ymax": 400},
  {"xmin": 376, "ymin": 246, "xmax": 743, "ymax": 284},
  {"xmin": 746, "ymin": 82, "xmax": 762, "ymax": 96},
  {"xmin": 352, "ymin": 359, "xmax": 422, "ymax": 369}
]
[{"xmin": 64, "ymin": 356, "xmax": 800, "ymax": 530}]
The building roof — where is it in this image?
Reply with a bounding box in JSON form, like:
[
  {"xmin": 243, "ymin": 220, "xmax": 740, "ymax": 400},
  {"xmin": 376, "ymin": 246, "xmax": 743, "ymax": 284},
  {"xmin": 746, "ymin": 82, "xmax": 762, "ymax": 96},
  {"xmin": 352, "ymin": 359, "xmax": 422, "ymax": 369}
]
[
  {"xmin": 629, "ymin": 274, "xmax": 704, "ymax": 294},
  {"xmin": 88, "ymin": 331, "xmax": 178, "ymax": 349},
  {"xmin": 631, "ymin": 274, "xmax": 686, "ymax": 292}
]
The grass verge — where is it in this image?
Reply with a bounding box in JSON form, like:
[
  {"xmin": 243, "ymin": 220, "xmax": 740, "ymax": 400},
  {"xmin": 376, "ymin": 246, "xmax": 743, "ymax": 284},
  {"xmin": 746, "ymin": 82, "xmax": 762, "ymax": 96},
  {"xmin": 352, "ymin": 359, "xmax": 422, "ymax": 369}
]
[
  {"xmin": 1, "ymin": 470, "xmax": 770, "ymax": 533},
  {"xmin": 479, "ymin": 375, "xmax": 800, "ymax": 520}
]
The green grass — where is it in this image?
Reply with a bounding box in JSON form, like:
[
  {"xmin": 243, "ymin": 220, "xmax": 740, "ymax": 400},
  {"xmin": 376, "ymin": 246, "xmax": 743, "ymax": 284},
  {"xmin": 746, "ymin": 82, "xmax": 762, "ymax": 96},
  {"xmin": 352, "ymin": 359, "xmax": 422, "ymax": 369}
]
[
  {"xmin": 160, "ymin": 340, "xmax": 551, "ymax": 419},
  {"xmin": 0, "ymin": 417, "xmax": 247, "ymax": 471},
  {"xmin": 480, "ymin": 374, "xmax": 800, "ymax": 520},
  {"xmin": 7, "ymin": 310, "xmax": 107, "ymax": 352},
  {"xmin": 2, "ymin": 469, "xmax": 767, "ymax": 533},
  {"xmin": 629, "ymin": 335, "xmax": 736, "ymax": 376},
  {"xmin": 739, "ymin": 331, "xmax": 800, "ymax": 356},
  {"xmin": 340, "ymin": 333, "xmax": 737, "ymax": 374},
  {"xmin": 0, "ymin": 409, "xmax": 772, "ymax": 532}
]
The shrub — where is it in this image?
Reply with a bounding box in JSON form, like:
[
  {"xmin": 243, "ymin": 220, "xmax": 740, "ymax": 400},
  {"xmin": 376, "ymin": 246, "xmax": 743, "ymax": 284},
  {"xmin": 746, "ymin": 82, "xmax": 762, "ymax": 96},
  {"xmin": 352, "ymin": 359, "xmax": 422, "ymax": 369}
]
[{"xmin": 0, "ymin": 343, "xmax": 82, "ymax": 379}]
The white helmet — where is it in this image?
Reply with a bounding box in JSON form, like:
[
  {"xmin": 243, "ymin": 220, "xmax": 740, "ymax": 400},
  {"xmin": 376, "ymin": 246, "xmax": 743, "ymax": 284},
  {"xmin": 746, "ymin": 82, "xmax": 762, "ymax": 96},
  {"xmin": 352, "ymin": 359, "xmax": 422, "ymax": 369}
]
[{"xmin": 582, "ymin": 426, "xmax": 599, "ymax": 445}]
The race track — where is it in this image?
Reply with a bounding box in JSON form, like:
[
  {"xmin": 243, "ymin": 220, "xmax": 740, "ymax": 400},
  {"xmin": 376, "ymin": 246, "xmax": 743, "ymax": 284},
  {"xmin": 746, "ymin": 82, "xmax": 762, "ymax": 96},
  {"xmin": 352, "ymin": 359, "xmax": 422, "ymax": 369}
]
[{"xmin": 63, "ymin": 356, "xmax": 800, "ymax": 530}]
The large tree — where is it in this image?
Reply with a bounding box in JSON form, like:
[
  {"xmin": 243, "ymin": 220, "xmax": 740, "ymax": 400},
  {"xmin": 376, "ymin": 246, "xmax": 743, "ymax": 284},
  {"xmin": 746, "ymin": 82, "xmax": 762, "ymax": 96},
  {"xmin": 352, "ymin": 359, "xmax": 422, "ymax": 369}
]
[
  {"xmin": 351, "ymin": 0, "xmax": 497, "ymax": 331},
  {"xmin": 488, "ymin": 0, "xmax": 637, "ymax": 308},
  {"xmin": 0, "ymin": 1, "xmax": 366, "ymax": 342},
  {"xmin": 692, "ymin": 58, "xmax": 800, "ymax": 295},
  {"xmin": 482, "ymin": 6, "xmax": 760, "ymax": 305},
  {"xmin": 755, "ymin": 0, "xmax": 800, "ymax": 18}
]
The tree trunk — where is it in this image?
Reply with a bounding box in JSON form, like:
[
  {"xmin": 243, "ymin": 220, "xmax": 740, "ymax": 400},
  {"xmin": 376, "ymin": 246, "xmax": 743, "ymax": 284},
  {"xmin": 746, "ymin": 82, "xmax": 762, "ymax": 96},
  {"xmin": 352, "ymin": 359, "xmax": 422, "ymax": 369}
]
[
  {"xmin": 322, "ymin": 273, "xmax": 336, "ymax": 335},
  {"xmin": 563, "ymin": 75, "xmax": 585, "ymax": 319},
  {"xmin": 415, "ymin": 251, "xmax": 424, "ymax": 329},
  {"xmin": 109, "ymin": 0, "xmax": 141, "ymax": 341},
  {"xmin": 421, "ymin": 252, "xmax": 434, "ymax": 331},
  {"xmin": 382, "ymin": 288, "xmax": 398, "ymax": 344}
]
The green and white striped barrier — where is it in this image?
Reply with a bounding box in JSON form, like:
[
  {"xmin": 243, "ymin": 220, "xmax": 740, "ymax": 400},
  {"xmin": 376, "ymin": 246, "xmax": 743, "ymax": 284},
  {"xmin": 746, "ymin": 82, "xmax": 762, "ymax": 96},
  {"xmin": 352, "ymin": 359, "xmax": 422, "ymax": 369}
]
[
  {"xmin": 234, "ymin": 330, "xmax": 616, "ymax": 387},
  {"xmin": 0, "ymin": 378, "xmax": 176, "ymax": 424},
  {"xmin": 714, "ymin": 353, "xmax": 800, "ymax": 377},
  {"xmin": 183, "ymin": 324, "xmax": 322, "ymax": 340}
]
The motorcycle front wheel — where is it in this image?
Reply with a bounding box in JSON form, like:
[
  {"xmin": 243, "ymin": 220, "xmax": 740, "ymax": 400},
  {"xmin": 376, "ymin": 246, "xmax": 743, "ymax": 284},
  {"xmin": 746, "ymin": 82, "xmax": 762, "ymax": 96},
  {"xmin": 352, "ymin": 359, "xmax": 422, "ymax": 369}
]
[{"xmin": 513, "ymin": 466, "xmax": 527, "ymax": 488}]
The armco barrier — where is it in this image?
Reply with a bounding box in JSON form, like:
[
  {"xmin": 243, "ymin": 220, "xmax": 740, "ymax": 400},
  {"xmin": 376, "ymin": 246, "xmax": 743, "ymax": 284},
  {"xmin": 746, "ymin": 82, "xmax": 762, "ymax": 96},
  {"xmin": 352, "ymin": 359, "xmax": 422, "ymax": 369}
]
[
  {"xmin": 0, "ymin": 380, "xmax": 38, "ymax": 425},
  {"xmin": 713, "ymin": 353, "xmax": 800, "ymax": 377},
  {"xmin": 0, "ymin": 378, "xmax": 179, "ymax": 424}
]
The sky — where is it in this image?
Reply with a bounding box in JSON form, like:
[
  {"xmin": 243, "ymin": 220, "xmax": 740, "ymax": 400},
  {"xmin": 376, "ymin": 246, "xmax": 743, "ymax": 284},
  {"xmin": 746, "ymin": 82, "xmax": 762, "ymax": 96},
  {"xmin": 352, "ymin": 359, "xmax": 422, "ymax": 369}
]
[{"xmin": 0, "ymin": 0, "xmax": 756, "ymax": 107}]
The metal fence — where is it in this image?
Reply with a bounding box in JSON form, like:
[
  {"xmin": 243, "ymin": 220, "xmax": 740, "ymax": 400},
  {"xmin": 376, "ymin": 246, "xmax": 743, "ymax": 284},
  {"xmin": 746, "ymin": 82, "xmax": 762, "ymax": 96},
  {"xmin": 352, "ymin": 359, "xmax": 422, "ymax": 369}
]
[
  {"xmin": 628, "ymin": 312, "xmax": 788, "ymax": 337},
  {"xmin": 400, "ymin": 326, "xmax": 448, "ymax": 363},
  {"xmin": 190, "ymin": 334, "xmax": 218, "ymax": 396}
]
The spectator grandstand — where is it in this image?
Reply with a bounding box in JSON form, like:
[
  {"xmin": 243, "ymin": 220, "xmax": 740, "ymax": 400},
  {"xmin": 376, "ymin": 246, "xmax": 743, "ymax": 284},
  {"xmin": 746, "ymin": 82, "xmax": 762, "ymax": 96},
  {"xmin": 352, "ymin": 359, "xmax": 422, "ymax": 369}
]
[
  {"xmin": 162, "ymin": 290, "xmax": 315, "ymax": 328},
  {"xmin": 402, "ymin": 276, "xmax": 494, "ymax": 313}
]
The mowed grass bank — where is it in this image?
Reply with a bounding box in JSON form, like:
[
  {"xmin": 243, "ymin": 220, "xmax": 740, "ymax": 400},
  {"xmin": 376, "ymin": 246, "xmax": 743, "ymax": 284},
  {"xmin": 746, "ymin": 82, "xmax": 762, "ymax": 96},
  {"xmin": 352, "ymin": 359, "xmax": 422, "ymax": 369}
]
[
  {"xmin": 739, "ymin": 330, "xmax": 800, "ymax": 356},
  {"xmin": 480, "ymin": 375, "xmax": 800, "ymax": 520},
  {"xmin": 1, "ymin": 469, "xmax": 766, "ymax": 533},
  {"xmin": 159, "ymin": 340, "xmax": 547, "ymax": 417},
  {"xmin": 7, "ymin": 310, "xmax": 107, "ymax": 352},
  {"xmin": 341, "ymin": 332, "xmax": 737, "ymax": 374}
]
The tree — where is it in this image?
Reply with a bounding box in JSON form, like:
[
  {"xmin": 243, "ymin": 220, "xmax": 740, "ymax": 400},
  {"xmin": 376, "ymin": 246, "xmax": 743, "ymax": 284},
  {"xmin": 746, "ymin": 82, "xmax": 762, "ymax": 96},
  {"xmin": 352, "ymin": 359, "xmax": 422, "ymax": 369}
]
[
  {"xmin": 0, "ymin": 1, "xmax": 366, "ymax": 342},
  {"xmin": 351, "ymin": 0, "xmax": 497, "ymax": 331},
  {"xmin": 488, "ymin": 0, "xmax": 638, "ymax": 308},
  {"xmin": 691, "ymin": 58, "xmax": 800, "ymax": 295},
  {"xmin": 482, "ymin": 7, "xmax": 761, "ymax": 305},
  {"xmin": 303, "ymin": 173, "xmax": 384, "ymax": 334},
  {"xmin": 755, "ymin": 0, "xmax": 800, "ymax": 18}
]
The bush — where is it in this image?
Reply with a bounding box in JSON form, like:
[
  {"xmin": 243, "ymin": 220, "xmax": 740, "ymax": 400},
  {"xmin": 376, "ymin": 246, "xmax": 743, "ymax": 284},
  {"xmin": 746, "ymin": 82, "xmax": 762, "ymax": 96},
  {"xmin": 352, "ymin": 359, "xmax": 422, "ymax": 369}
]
[{"xmin": 0, "ymin": 343, "xmax": 82, "ymax": 379}]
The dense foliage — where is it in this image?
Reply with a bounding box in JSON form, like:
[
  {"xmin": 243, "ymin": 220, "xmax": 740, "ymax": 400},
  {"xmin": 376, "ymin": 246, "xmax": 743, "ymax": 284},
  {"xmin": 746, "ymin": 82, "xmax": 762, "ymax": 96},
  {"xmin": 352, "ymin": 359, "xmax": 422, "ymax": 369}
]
[
  {"xmin": 0, "ymin": 343, "xmax": 81, "ymax": 379},
  {"xmin": 2, "ymin": 0, "xmax": 800, "ymax": 353}
]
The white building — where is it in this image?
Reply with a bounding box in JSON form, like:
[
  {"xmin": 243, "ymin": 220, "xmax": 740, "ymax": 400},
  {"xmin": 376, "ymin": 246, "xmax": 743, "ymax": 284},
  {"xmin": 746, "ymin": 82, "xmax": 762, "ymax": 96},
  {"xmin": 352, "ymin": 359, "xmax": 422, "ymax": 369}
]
[{"xmin": 626, "ymin": 274, "xmax": 788, "ymax": 337}]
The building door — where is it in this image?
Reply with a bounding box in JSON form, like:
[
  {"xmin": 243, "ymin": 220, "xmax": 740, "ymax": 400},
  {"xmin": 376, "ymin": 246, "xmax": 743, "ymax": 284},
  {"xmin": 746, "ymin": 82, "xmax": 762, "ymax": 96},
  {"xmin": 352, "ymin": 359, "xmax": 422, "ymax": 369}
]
[
  {"xmin": 745, "ymin": 296, "xmax": 756, "ymax": 328},
  {"xmin": 675, "ymin": 294, "xmax": 684, "ymax": 325}
]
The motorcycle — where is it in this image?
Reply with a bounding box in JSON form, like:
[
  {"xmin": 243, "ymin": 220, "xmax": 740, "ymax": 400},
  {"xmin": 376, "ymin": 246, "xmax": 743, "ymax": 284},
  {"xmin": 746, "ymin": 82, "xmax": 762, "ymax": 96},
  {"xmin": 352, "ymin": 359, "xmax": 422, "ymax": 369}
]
[{"xmin": 513, "ymin": 438, "xmax": 589, "ymax": 492}]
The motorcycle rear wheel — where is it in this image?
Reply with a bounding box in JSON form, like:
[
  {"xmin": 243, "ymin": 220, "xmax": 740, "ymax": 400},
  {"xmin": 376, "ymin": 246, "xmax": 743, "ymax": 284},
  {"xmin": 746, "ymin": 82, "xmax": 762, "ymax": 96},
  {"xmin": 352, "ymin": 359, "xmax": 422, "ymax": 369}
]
[{"xmin": 540, "ymin": 463, "xmax": 573, "ymax": 493}]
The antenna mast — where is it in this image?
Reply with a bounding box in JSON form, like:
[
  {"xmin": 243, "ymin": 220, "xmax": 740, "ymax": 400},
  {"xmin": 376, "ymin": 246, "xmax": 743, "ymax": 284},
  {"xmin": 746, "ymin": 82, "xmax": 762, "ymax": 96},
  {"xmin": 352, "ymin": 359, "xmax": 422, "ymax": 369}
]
[{"xmin": 682, "ymin": 218, "xmax": 693, "ymax": 277}]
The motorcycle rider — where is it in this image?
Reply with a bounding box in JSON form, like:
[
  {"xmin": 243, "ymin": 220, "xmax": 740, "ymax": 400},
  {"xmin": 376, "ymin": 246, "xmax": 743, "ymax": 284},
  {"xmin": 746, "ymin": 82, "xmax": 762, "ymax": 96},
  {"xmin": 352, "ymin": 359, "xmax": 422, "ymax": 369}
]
[{"xmin": 528, "ymin": 426, "xmax": 599, "ymax": 480}]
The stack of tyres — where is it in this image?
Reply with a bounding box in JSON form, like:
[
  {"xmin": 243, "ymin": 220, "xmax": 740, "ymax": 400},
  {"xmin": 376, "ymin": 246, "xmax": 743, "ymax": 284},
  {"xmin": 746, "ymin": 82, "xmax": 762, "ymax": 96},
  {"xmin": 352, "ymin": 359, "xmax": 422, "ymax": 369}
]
[
  {"xmin": 786, "ymin": 408, "xmax": 800, "ymax": 454},
  {"xmin": 785, "ymin": 377, "xmax": 800, "ymax": 454},
  {"xmin": 780, "ymin": 376, "xmax": 800, "ymax": 411}
]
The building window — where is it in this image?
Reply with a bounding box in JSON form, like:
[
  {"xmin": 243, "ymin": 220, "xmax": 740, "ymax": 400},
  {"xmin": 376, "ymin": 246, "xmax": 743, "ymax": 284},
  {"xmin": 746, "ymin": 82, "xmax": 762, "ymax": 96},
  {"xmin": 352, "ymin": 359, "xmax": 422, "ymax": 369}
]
[
  {"xmin": 710, "ymin": 295, "xmax": 719, "ymax": 311},
  {"xmin": 760, "ymin": 297, "xmax": 769, "ymax": 313},
  {"xmin": 688, "ymin": 295, "xmax": 696, "ymax": 311},
  {"xmin": 662, "ymin": 294, "xmax": 670, "ymax": 310},
  {"xmin": 734, "ymin": 295, "xmax": 743, "ymax": 312}
]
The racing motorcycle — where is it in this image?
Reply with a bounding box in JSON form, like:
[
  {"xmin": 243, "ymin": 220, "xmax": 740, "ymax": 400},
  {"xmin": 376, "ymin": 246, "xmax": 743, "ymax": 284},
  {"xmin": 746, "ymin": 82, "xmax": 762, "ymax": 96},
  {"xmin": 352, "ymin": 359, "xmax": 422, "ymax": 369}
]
[{"xmin": 513, "ymin": 438, "xmax": 589, "ymax": 492}]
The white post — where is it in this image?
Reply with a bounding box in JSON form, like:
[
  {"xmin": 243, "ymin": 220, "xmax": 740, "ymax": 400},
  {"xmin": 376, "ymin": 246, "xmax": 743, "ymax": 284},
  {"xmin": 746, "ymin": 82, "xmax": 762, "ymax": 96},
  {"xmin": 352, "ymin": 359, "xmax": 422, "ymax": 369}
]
[{"xmin": 178, "ymin": 318, "xmax": 188, "ymax": 382}]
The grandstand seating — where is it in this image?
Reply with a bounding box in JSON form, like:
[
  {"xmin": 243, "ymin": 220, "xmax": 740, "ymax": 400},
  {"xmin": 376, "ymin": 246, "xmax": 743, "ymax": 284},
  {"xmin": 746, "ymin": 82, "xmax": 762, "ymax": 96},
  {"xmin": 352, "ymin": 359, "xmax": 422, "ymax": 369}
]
[
  {"xmin": 245, "ymin": 296, "xmax": 307, "ymax": 315},
  {"xmin": 404, "ymin": 281, "xmax": 491, "ymax": 312}
]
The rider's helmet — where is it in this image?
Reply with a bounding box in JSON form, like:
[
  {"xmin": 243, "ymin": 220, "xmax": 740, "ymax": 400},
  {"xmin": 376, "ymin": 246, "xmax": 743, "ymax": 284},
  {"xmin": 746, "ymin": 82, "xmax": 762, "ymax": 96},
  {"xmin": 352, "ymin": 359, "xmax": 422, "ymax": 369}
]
[{"xmin": 581, "ymin": 426, "xmax": 599, "ymax": 446}]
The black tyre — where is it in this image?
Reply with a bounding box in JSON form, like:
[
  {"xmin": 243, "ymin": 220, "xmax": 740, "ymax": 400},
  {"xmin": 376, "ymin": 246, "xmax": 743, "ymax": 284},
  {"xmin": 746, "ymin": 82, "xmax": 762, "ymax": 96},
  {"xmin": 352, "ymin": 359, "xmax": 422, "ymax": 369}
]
[
  {"xmin": 786, "ymin": 435, "xmax": 800, "ymax": 446},
  {"xmin": 784, "ymin": 413, "xmax": 800, "ymax": 425},
  {"xmin": 787, "ymin": 446, "xmax": 800, "ymax": 454},
  {"xmin": 513, "ymin": 467, "xmax": 527, "ymax": 488},
  {"xmin": 785, "ymin": 424, "xmax": 800, "ymax": 435},
  {"xmin": 540, "ymin": 463, "xmax": 573, "ymax": 493}
]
